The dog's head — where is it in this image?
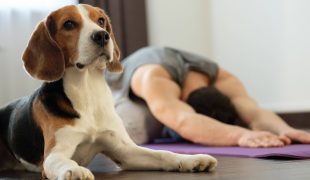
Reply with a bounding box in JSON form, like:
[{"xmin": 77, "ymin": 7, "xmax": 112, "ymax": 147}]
[{"xmin": 22, "ymin": 4, "xmax": 123, "ymax": 82}]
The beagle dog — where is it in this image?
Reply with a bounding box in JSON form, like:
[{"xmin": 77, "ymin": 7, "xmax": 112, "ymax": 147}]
[{"xmin": 0, "ymin": 4, "xmax": 217, "ymax": 180}]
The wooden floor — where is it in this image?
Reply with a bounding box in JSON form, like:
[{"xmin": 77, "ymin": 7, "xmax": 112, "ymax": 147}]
[{"xmin": 1, "ymin": 154, "xmax": 310, "ymax": 180}]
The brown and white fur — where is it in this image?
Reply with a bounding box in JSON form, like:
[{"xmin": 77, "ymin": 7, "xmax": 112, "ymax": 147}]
[{"xmin": 0, "ymin": 4, "xmax": 217, "ymax": 180}]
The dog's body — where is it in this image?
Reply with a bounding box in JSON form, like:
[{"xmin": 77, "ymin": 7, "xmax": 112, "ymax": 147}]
[{"xmin": 0, "ymin": 4, "xmax": 216, "ymax": 180}]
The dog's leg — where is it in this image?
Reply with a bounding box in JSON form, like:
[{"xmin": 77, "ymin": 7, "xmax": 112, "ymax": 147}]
[
  {"xmin": 43, "ymin": 132, "xmax": 94, "ymax": 180},
  {"xmin": 100, "ymin": 130, "xmax": 217, "ymax": 172}
]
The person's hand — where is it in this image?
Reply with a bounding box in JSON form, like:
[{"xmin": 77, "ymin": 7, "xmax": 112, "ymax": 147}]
[
  {"xmin": 238, "ymin": 131, "xmax": 286, "ymax": 148},
  {"xmin": 280, "ymin": 128, "xmax": 310, "ymax": 144}
]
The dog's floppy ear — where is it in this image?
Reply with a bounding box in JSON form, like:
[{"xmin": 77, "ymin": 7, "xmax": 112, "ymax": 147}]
[
  {"xmin": 105, "ymin": 18, "xmax": 123, "ymax": 73},
  {"xmin": 22, "ymin": 15, "xmax": 65, "ymax": 81}
]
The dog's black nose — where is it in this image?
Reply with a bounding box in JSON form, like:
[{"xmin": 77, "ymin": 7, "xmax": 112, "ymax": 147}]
[{"xmin": 91, "ymin": 31, "xmax": 110, "ymax": 47}]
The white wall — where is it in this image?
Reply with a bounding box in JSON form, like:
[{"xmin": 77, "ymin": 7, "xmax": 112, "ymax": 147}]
[{"xmin": 146, "ymin": 0, "xmax": 310, "ymax": 113}]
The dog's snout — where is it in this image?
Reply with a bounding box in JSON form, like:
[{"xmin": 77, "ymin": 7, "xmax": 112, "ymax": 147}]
[{"xmin": 91, "ymin": 31, "xmax": 110, "ymax": 47}]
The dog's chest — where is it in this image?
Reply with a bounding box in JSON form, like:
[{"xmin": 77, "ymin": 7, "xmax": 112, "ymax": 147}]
[
  {"xmin": 60, "ymin": 68, "xmax": 119, "ymax": 164},
  {"xmin": 64, "ymin": 68, "xmax": 116, "ymax": 128}
]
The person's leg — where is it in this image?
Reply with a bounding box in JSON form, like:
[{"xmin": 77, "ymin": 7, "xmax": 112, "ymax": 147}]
[{"xmin": 214, "ymin": 68, "xmax": 310, "ymax": 144}]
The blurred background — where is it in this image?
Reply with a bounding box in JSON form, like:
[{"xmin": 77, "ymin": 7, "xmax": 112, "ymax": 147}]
[
  {"xmin": 0, "ymin": 0, "xmax": 78, "ymax": 106},
  {"xmin": 0, "ymin": 0, "xmax": 309, "ymax": 114}
]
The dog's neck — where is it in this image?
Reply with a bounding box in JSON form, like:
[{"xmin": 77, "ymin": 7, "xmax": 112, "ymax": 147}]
[
  {"xmin": 62, "ymin": 66, "xmax": 113, "ymax": 112},
  {"xmin": 63, "ymin": 66, "xmax": 105, "ymax": 86}
]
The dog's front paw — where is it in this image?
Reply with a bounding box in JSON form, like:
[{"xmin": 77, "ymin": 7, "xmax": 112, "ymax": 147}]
[
  {"xmin": 59, "ymin": 166, "xmax": 94, "ymax": 180},
  {"xmin": 178, "ymin": 154, "xmax": 217, "ymax": 172}
]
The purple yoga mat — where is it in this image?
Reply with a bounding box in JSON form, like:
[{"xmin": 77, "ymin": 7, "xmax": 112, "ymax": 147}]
[{"xmin": 143, "ymin": 144, "xmax": 310, "ymax": 159}]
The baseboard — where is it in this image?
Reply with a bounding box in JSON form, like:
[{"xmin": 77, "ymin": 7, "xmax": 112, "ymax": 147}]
[
  {"xmin": 235, "ymin": 111, "xmax": 310, "ymax": 129},
  {"xmin": 278, "ymin": 112, "xmax": 310, "ymax": 128}
]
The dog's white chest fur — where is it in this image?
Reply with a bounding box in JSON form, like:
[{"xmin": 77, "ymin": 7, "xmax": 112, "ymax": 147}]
[
  {"xmin": 64, "ymin": 67, "xmax": 115, "ymax": 127},
  {"xmin": 56, "ymin": 67, "xmax": 122, "ymax": 165}
]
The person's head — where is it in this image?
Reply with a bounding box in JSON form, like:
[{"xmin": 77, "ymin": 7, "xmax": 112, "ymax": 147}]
[{"xmin": 186, "ymin": 86, "xmax": 239, "ymax": 124}]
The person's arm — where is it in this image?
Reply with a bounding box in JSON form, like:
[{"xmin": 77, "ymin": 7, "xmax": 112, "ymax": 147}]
[
  {"xmin": 148, "ymin": 94, "xmax": 248, "ymax": 146},
  {"xmin": 231, "ymin": 96, "xmax": 290, "ymax": 134},
  {"xmin": 146, "ymin": 88, "xmax": 286, "ymax": 147},
  {"xmin": 232, "ymin": 96, "xmax": 310, "ymax": 144}
]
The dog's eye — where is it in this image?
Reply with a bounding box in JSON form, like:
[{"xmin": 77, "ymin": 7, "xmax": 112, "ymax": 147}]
[
  {"xmin": 98, "ymin": 17, "xmax": 105, "ymax": 26},
  {"xmin": 63, "ymin": 20, "xmax": 76, "ymax": 30}
]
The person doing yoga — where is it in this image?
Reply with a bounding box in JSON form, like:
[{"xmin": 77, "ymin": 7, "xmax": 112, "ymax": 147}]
[{"xmin": 106, "ymin": 47, "xmax": 310, "ymax": 147}]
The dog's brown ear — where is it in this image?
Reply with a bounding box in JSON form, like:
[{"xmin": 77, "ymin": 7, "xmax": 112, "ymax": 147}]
[
  {"xmin": 22, "ymin": 15, "xmax": 65, "ymax": 81},
  {"xmin": 105, "ymin": 18, "xmax": 123, "ymax": 73}
]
